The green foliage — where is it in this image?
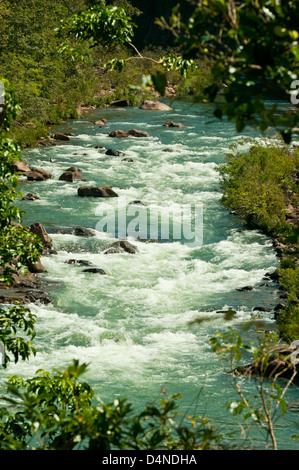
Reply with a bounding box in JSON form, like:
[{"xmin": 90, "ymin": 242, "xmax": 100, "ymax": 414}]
[
  {"xmin": 0, "ymin": 0, "xmax": 206, "ymax": 147},
  {"xmin": 0, "ymin": 81, "xmax": 41, "ymax": 370},
  {"xmin": 160, "ymin": 54, "xmax": 197, "ymax": 78},
  {"xmin": 0, "ymin": 0, "xmax": 105, "ymax": 145},
  {"xmin": 0, "ymin": 360, "xmax": 222, "ymax": 450},
  {"xmin": 0, "ymin": 304, "xmax": 36, "ymax": 368},
  {"xmin": 210, "ymin": 329, "xmax": 297, "ymax": 449},
  {"xmin": 218, "ymin": 141, "xmax": 299, "ymax": 235},
  {"xmin": 276, "ymin": 266, "xmax": 299, "ymax": 342},
  {"xmin": 0, "ymin": 79, "xmax": 42, "ymax": 284},
  {"xmin": 218, "ymin": 141, "xmax": 299, "ymax": 342},
  {"xmin": 176, "ymin": 63, "xmax": 215, "ymax": 97},
  {"xmin": 8, "ymin": 122, "xmax": 48, "ymax": 149},
  {"xmin": 59, "ymin": 4, "xmax": 136, "ymax": 48},
  {"xmin": 58, "ymin": 3, "xmax": 207, "ymax": 96},
  {"xmin": 158, "ymin": 0, "xmax": 299, "ymax": 140},
  {"xmin": 107, "ymin": 0, "xmax": 142, "ymax": 18}
]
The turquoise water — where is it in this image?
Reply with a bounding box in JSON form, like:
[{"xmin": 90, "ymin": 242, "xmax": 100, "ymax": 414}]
[{"xmin": 6, "ymin": 98, "xmax": 299, "ymax": 448}]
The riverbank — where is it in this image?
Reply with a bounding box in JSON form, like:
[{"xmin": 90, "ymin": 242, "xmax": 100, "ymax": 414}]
[
  {"xmin": 8, "ymin": 60, "xmax": 212, "ymax": 150},
  {"xmin": 218, "ymin": 140, "xmax": 299, "ymax": 343}
]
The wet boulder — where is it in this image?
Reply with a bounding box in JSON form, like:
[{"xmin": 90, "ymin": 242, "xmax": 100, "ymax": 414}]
[
  {"xmin": 78, "ymin": 186, "xmax": 118, "ymax": 198},
  {"xmin": 108, "ymin": 129, "xmax": 150, "ymax": 138},
  {"xmin": 163, "ymin": 121, "xmax": 188, "ymax": 128},
  {"xmin": 266, "ymin": 269, "xmax": 280, "ymax": 281},
  {"xmin": 65, "ymin": 166, "xmax": 82, "ymax": 172},
  {"xmin": 27, "ymin": 171, "xmax": 45, "ymax": 182},
  {"xmin": 82, "ymin": 268, "xmax": 106, "ymax": 274},
  {"xmin": 105, "ymin": 149, "xmax": 126, "ymax": 157},
  {"xmin": 13, "ymin": 160, "xmax": 31, "ymax": 173},
  {"xmin": 27, "ymin": 168, "xmax": 52, "ymax": 181},
  {"xmin": 125, "ymin": 129, "xmax": 150, "ymax": 138},
  {"xmin": 108, "ymin": 130, "xmax": 128, "ymax": 138},
  {"xmin": 72, "ymin": 227, "xmax": 96, "ymax": 237},
  {"xmin": 26, "ymin": 258, "xmax": 47, "ymax": 274},
  {"xmin": 53, "ymin": 133, "xmax": 70, "ymax": 141},
  {"xmin": 129, "ymin": 200, "xmax": 145, "ymax": 206},
  {"xmin": 66, "ymin": 259, "xmax": 93, "ymax": 266},
  {"xmin": 110, "ymin": 99, "xmax": 130, "ymax": 107},
  {"xmin": 91, "ymin": 119, "xmax": 107, "ymax": 126},
  {"xmin": 59, "ymin": 166, "xmax": 86, "ymax": 182},
  {"xmin": 139, "ymin": 100, "xmax": 172, "ymax": 111},
  {"xmin": 24, "ymin": 291, "xmax": 52, "ymax": 305},
  {"xmin": 22, "ymin": 193, "xmax": 41, "ymax": 201},
  {"xmin": 103, "ymin": 240, "xmax": 138, "ymax": 254},
  {"xmin": 274, "ymin": 303, "xmax": 286, "ymax": 312},
  {"xmin": 28, "ymin": 222, "xmax": 53, "ymax": 251}
]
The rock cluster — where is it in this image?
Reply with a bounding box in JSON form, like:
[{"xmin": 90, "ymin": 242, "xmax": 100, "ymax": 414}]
[
  {"xmin": 78, "ymin": 186, "xmax": 118, "ymax": 198},
  {"xmin": 108, "ymin": 129, "xmax": 150, "ymax": 138},
  {"xmin": 59, "ymin": 166, "xmax": 86, "ymax": 182}
]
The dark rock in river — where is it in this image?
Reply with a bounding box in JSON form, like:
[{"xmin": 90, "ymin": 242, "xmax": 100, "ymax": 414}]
[
  {"xmin": 0, "ymin": 268, "xmax": 40, "ymax": 290},
  {"xmin": 110, "ymin": 99, "xmax": 130, "ymax": 107},
  {"xmin": 129, "ymin": 200, "xmax": 145, "ymax": 206},
  {"xmin": 66, "ymin": 259, "xmax": 93, "ymax": 266},
  {"xmin": 53, "ymin": 133, "xmax": 71, "ymax": 141},
  {"xmin": 82, "ymin": 268, "xmax": 106, "ymax": 274},
  {"xmin": 279, "ymin": 292, "xmax": 288, "ymax": 299},
  {"xmin": 108, "ymin": 129, "xmax": 150, "ymax": 138},
  {"xmin": 139, "ymin": 100, "xmax": 172, "ymax": 111},
  {"xmin": 72, "ymin": 227, "xmax": 96, "ymax": 237},
  {"xmin": 274, "ymin": 303, "xmax": 286, "ymax": 312},
  {"xmin": 22, "ymin": 193, "xmax": 41, "ymax": 201},
  {"xmin": 28, "ymin": 222, "xmax": 53, "ymax": 252},
  {"xmin": 103, "ymin": 240, "xmax": 138, "ymax": 254},
  {"xmin": 13, "ymin": 160, "xmax": 31, "ymax": 173},
  {"xmin": 26, "ymin": 258, "xmax": 47, "ymax": 273},
  {"xmin": 105, "ymin": 149, "xmax": 126, "ymax": 157},
  {"xmin": 126, "ymin": 129, "xmax": 150, "ymax": 138},
  {"xmin": 59, "ymin": 166, "xmax": 86, "ymax": 182},
  {"xmin": 27, "ymin": 168, "xmax": 52, "ymax": 181},
  {"xmin": 236, "ymin": 286, "xmax": 253, "ymax": 292},
  {"xmin": 27, "ymin": 171, "xmax": 45, "ymax": 182},
  {"xmin": 122, "ymin": 158, "xmax": 134, "ymax": 162},
  {"xmin": 78, "ymin": 186, "xmax": 118, "ymax": 198},
  {"xmin": 108, "ymin": 130, "xmax": 128, "ymax": 138},
  {"xmin": 0, "ymin": 285, "xmax": 52, "ymax": 305},
  {"xmin": 163, "ymin": 121, "xmax": 188, "ymax": 128},
  {"xmin": 266, "ymin": 269, "xmax": 280, "ymax": 281},
  {"xmin": 91, "ymin": 119, "xmax": 107, "ymax": 126},
  {"xmin": 24, "ymin": 291, "xmax": 52, "ymax": 305}
]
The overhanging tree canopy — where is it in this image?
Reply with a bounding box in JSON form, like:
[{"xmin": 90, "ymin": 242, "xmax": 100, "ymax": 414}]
[
  {"xmin": 60, "ymin": 0, "xmax": 299, "ymax": 141},
  {"xmin": 157, "ymin": 0, "xmax": 299, "ymax": 142}
]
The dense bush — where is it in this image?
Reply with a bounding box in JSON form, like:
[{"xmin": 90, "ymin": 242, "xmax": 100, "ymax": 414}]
[
  {"xmin": 219, "ymin": 141, "xmax": 299, "ymax": 341},
  {"xmin": 219, "ymin": 142, "xmax": 299, "ymax": 235},
  {"xmin": 0, "ymin": 0, "xmax": 210, "ymax": 147}
]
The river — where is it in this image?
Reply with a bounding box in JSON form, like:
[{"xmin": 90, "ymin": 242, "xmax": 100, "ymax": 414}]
[{"xmin": 8, "ymin": 98, "xmax": 299, "ymax": 449}]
